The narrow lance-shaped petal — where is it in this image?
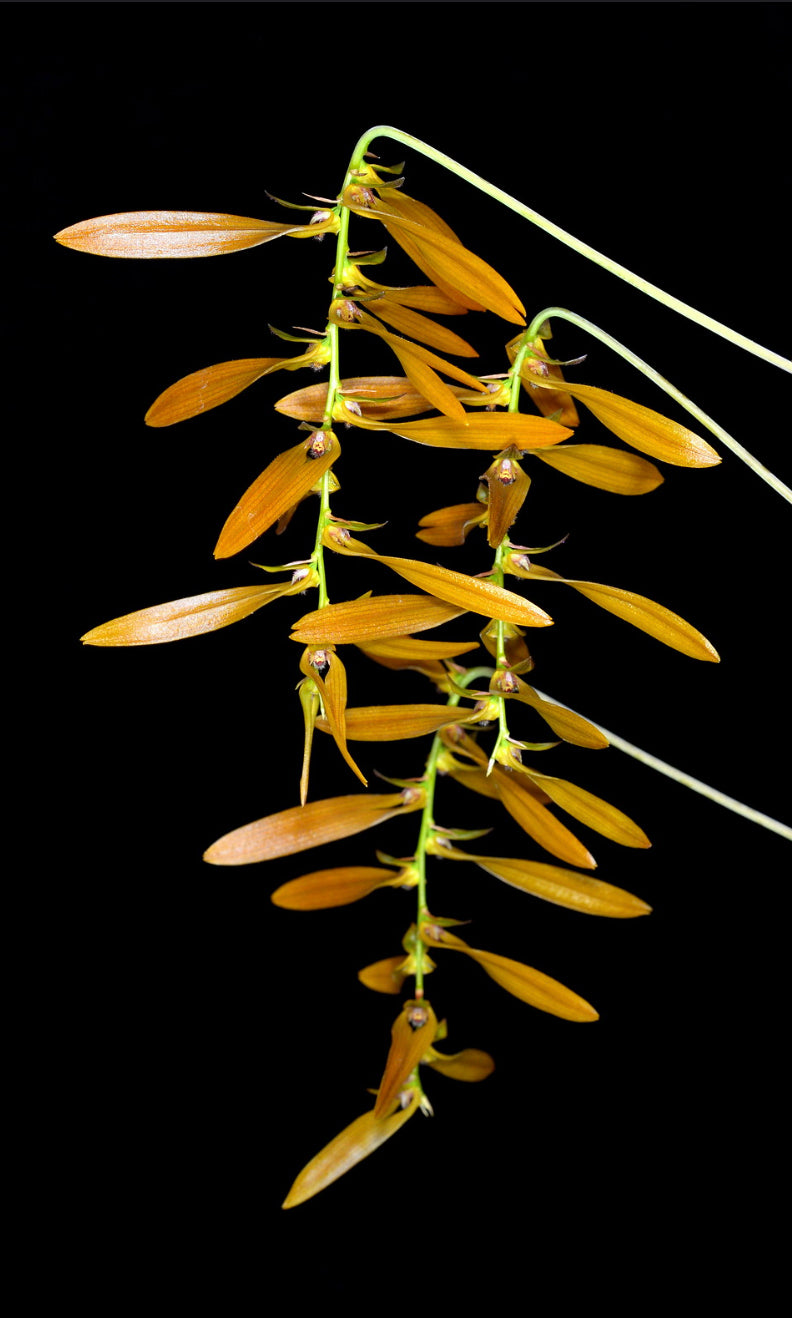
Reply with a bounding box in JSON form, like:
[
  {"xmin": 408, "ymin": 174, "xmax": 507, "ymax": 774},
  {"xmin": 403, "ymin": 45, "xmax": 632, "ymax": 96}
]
[
  {"xmin": 517, "ymin": 765, "xmax": 651, "ymax": 848},
  {"xmin": 374, "ymin": 1001, "xmax": 439, "ymax": 1117},
  {"xmin": 495, "ymin": 769, "xmax": 598, "ymax": 870},
  {"xmin": 54, "ymin": 210, "xmax": 338, "ymax": 258},
  {"xmin": 270, "ymin": 866, "xmax": 403, "ymax": 910},
  {"xmin": 508, "ymin": 560, "xmax": 720, "ymax": 662},
  {"xmin": 317, "ymin": 704, "xmax": 478, "ymax": 742},
  {"xmin": 434, "ymin": 842, "xmax": 650, "ymax": 917},
  {"xmin": 204, "ymin": 787, "xmax": 424, "ymax": 866},
  {"xmin": 80, "ymin": 577, "xmax": 315, "ymax": 646},
  {"xmin": 145, "ymin": 347, "xmax": 329, "ymax": 427},
  {"xmin": 338, "ymin": 404, "xmax": 574, "ymax": 452},
  {"xmin": 421, "ymin": 925, "xmax": 598, "ymax": 1023},
  {"xmin": 364, "ymin": 297, "xmax": 479, "ymax": 358},
  {"xmin": 528, "ymin": 376, "xmax": 721, "ymax": 468},
  {"xmin": 356, "ymin": 635, "xmax": 480, "ymax": 668},
  {"xmin": 475, "ymin": 855, "xmax": 651, "ymax": 917},
  {"xmin": 532, "ymin": 443, "xmax": 664, "ymax": 495},
  {"xmin": 282, "ymin": 1095, "xmax": 420, "ymax": 1210},
  {"xmin": 276, "ymin": 376, "xmax": 439, "ymax": 423},
  {"xmin": 291, "ymin": 593, "xmax": 466, "ymax": 645},
  {"xmin": 323, "ymin": 528, "xmax": 553, "ymax": 628},
  {"xmin": 214, "ymin": 430, "xmax": 340, "ymax": 559}
]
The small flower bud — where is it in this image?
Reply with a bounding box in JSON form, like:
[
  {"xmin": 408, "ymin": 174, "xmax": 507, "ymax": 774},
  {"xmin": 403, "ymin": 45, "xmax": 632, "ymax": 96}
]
[
  {"xmin": 406, "ymin": 1003, "xmax": 431, "ymax": 1031},
  {"xmin": 492, "ymin": 670, "xmax": 520, "ymax": 694},
  {"xmin": 329, "ymin": 298, "xmax": 363, "ymax": 324},
  {"xmin": 309, "ymin": 648, "xmax": 330, "ymax": 671},
  {"xmin": 307, "ymin": 430, "xmax": 334, "ymax": 459}
]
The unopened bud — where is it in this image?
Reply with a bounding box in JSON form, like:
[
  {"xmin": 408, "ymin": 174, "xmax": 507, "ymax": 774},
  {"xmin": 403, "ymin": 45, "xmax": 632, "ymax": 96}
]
[{"xmin": 492, "ymin": 670, "xmax": 520, "ymax": 694}]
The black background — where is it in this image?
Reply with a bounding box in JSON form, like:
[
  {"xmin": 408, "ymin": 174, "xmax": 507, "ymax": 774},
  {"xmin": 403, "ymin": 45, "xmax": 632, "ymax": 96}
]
[{"xmin": 14, "ymin": 0, "xmax": 790, "ymax": 1303}]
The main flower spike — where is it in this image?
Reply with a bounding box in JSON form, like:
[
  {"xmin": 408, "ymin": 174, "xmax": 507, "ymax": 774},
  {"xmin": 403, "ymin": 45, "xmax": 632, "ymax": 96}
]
[{"xmin": 63, "ymin": 125, "xmax": 789, "ymax": 1212}]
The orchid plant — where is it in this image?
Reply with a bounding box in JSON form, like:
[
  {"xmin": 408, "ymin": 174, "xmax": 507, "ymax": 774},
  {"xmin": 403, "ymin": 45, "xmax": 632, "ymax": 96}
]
[{"xmin": 58, "ymin": 125, "xmax": 792, "ymax": 1209}]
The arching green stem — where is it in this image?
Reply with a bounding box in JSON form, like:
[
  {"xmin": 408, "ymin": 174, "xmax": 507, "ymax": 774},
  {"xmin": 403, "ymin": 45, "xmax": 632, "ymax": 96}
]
[
  {"xmin": 525, "ymin": 308, "xmax": 792, "ymax": 504},
  {"xmin": 348, "ymin": 125, "xmax": 791, "ymax": 375},
  {"xmin": 531, "ymin": 688, "xmax": 792, "ymax": 841}
]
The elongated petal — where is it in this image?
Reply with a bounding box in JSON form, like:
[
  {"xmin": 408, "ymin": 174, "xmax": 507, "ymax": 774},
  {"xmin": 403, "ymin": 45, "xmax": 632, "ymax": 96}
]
[
  {"xmin": 471, "ymin": 855, "xmax": 651, "ymax": 917},
  {"xmin": 276, "ymin": 375, "xmax": 435, "ymax": 423},
  {"xmin": 508, "ymin": 678, "xmax": 609, "ymax": 748},
  {"xmin": 356, "ymin": 635, "xmax": 479, "ymax": 670},
  {"xmin": 519, "ymin": 563, "xmax": 719, "ymax": 662},
  {"xmin": 530, "ymin": 378, "xmax": 720, "ymax": 468},
  {"xmin": 373, "ymin": 285, "xmax": 470, "ymax": 315},
  {"xmin": 533, "ymin": 443, "xmax": 664, "ymax": 495},
  {"xmin": 146, "ymin": 357, "xmax": 309, "ymax": 427},
  {"xmin": 374, "ymin": 1000, "xmax": 438, "ymax": 1116},
  {"xmin": 282, "ymin": 1096, "xmax": 419, "ymax": 1209},
  {"xmin": 271, "ymin": 866, "xmax": 399, "ymax": 910},
  {"xmin": 291, "ymin": 594, "xmax": 465, "ymax": 644},
  {"xmin": 55, "ymin": 211, "xmax": 308, "ymax": 258},
  {"xmin": 520, "ymin": 768, "xmax": 651, "ymax": 848},
  {"xmin": 385, "ymin": 341, "xmax": 466, "ymax": 419},
  {"xmin": 422, "ymin": 927, "xmax": 598, "ymax": 1022},
  {"xmin": 204, "ymin": 788, "xmax": 424, "ymax": 866},
  {"xmin": 358, "ymin": 956, "xmax": 410, "ymax": 995},
  {"xmin": 81, "ymin": 582, "xmax": 301, "ymax": 646},
  {"xmin": 368, "ymin": 299, "xmax": 478, "ymax": 357},
  {"xmin": 343, "ymin": 409, "xmax": 573, "ymax": 451},
  {"xmin": 214, "ymin": 431, "xmax": 339, "ymax": 559},
  {"xmin": 353, "ymin": 313, "xmax": 487, "ymax": 393},
  {"xmin": 442, "ymin": 761, "xmax": 501, "ymax": 801},
  {"xmin": 378, "ymin": 224, "xmax": 485, "ymax": 312},
  {"xmin": 317, "ymin": 704, "xmax": 474, "ymax": 741},
  {"xmin": 324, "ymin": 531, "xmax": 553, "ymax": 627},
  {"xmin": 423, "ymin": 1048, "xmax": 495, "ymax": 1081},
  {"xmin": 496, "ymin": 771, "xmax": 597, "ymax": 869}
]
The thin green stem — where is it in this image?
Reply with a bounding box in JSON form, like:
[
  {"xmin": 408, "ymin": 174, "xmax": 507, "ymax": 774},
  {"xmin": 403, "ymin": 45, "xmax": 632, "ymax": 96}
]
[
  {"xmin": 349, "ymin": 126, "xmax": 791, "ymax": 375},
  {"xmin": 525, "ymin": 308, "xmax": 792, "ymax": 504},
  {"xmin": 411, "ymin": 671, "xmax": 484, "ymax": 997},
  {"xmin": 531, "ymin": 687, "xmax": 792, "ymax": 841}
]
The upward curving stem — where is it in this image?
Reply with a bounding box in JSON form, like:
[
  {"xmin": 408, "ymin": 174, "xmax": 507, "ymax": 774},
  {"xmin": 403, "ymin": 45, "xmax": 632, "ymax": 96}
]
[{"xmin": 348, "ymin": 126, "xmax": 791, "ymax": 376}]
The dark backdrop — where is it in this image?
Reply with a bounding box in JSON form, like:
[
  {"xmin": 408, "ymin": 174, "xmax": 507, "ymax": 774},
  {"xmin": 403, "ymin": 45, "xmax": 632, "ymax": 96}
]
[{"xmin": 15, "ymin": 1, "xmax": 790, "ymax": 1303}]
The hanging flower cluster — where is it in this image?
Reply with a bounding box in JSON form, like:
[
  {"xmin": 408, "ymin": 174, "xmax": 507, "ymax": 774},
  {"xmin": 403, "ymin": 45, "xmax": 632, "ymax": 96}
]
[{"xmin": 59, "ymin": 135, "xmax": 729, "ymax": 1209}]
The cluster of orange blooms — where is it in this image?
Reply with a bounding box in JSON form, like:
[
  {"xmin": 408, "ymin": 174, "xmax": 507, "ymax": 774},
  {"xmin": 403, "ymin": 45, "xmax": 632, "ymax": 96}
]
[{"xmin": 58, "ymin": 153, "xmax": 721, "ymax": 1207}]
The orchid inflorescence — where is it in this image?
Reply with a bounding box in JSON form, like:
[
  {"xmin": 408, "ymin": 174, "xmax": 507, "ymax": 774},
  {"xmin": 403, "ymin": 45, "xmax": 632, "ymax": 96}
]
[{"xmin": 59, "ymin": 125, "xmax": 791, "ymax": 1209}]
